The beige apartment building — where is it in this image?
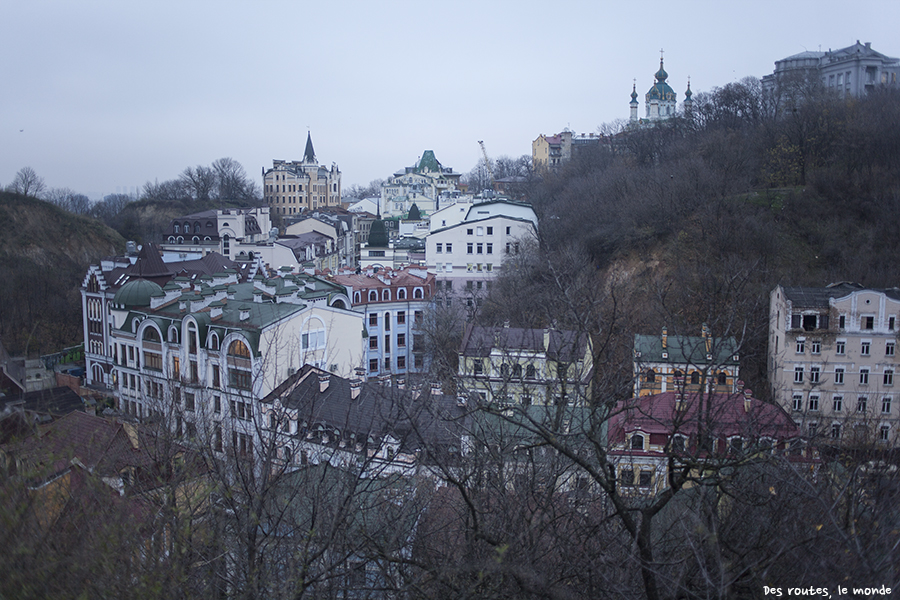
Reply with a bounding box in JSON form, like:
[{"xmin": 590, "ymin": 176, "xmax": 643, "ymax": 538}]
[
  {"xmin": 769, "ymin": 283, "xmax": 900, "ymax": 446},
  {"xmin": 264, "ymin": 133, "xmax": 341, "ymax": 216}
]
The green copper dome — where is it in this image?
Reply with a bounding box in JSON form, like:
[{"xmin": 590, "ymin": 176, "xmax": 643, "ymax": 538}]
[{"xmin": 114, "ymin": 279, "xmax": 163, "ymax": 308}]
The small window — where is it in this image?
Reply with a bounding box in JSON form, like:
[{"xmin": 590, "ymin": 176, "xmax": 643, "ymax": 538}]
[
  {"xmin": 808, "ymin": 395, "xmax": 819, "ymax": 411},
  {"xmin": 631, "ymin": 434, "xmax": 644, "ymax": 450},
  {"xmin": 833, "ymin": 395, "xmax": 843, "ymax": 412},
  {"xmin": 811, "ymin": 340, "xmax": 821, "ymax": 354},
  {"xmin": 861, "ymin": 342, "xmax": 871, "ymax": 356},
  {"xmin": 620, "ymin": 468, "xmax": 635, "ymax": 487},
  {"xmin": 857, "ymin": 396, "xmax": 868, "ymax": 413},
  {"xmin": 836, "ymin": 341, "xmax": 846, "ymax": 354},
  {"xmin": 831, "ymin": 423, "xmax": 842, "ymax": 439},
  {"xmin": 792, "ymin": 394, "xmax": 802, "ymax": 411},
  {"xmin": 860, "ymin": 369, "xmax": 870, "ymax": 385},
  {"xmin": 645, "ymin": 369, "xmax": 656, "ymax": 383},
  {"xmin": 887, "ymin": 342, "xmax": 895, "ymax": 357},
  {"xmin": 886, "ymin": 370, "xmax": 894, "ymax": 386},
  {"xmin": 883, "ymin": 397, "xmax": 893, "ymax": 414},
  {"xmin": 864, "ymin": 316, "xmax": 875, "ymax": 329},
  {"xmin": 835, "ymin": 368, "xmax": 844, "ymax": 384},
  {"xmin": 796, "ymin": 339, "xmax": 806, "ymax": 353},
  {"xmin": 810, "ymin": 366, "xmax": 820, "ymax": 383},
  {"xmin": 638, "ymin": 470, "xmax": 653, "ymax": 487},
  {"xmin": 794, "ymin": 367, "xmax": 804, "ymax": 383}
]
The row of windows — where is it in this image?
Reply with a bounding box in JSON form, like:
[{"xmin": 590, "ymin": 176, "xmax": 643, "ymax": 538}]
[
  {"xmin": 792, "ymin": 393, "xmax": 895, "ymax": 414},
  {"xmin": 167, "ymin": 235, "xmax": 213, "ymax": 244},
  {"xmin": 792, "ymin": 313, "xmax": 896, "ymax": 331},
  {"xmin": 794, "ymin": 366, "xmax": 893, "ymax": 386},
  {"xmin": 644, "ymin": 369, "xmax": 728, "ymax": 385},
  {"xmin": 369, "ymin": 354, "xmax": 424, "ymax": 372},
  {"xmin": 796, "ymin": 338, "xmax": 894, "ymax": 356},
  {"xmin": 353, "ymin": 287, "xmax": 424, "ymax": 303}
]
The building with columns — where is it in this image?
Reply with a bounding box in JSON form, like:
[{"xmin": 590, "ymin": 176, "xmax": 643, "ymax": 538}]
[{"xmin": 629, "ymin": 54, "xmax": 692, "ymax": 124}]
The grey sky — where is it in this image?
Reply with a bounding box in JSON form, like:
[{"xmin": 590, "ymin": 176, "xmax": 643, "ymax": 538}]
[{"xmin": 2, "ymin": 0, "xmax": 897, "ymax": 199}]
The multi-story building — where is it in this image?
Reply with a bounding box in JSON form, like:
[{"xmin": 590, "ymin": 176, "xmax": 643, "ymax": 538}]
[
  {"xmin": 81, "ymin": 244, "xmax": 364, "ymax": 435},
  {"xmin": 331, "ymin": 266, "xmax": 436, "ymax": 379},
  {"xmin": 425, "ymin": 199, "xmax": 537, "ymax": 312},
  {"xmin": 531, "ymin": 130, "xmax": 602, "ymax": 173},
  {"xmin": 285, "ymin": 211, "xmax": 356, "ymax": 269},
  {"xmin": 762, "ymin": 41, "xmax": 900, "ymax": 102},
  {"xmin": 769, "ymin": 283, "xmax": 900, "ymax": 446},
  {"xmin": 161, "ymin": 207, "xmax": 273, "ymax": 261},
  {"xmin": 264, "ymin": 133, "xmax": 342, "ymax": 216},
  {"xmin": 259, "ymin": 365, "xmax": 467, "ymax": 478},
  {"xmin": 380, "ymin": 151, "xmax": 461, "ymax": 218},
  {"xmin": 457, "ymin": 323, "xmax": 593, "ymax": 407},
  {"xmin": 607, "ymin": 389, "xmax": 808, "ymax": 496},
  {"xmin": 633, "ymin": 326, "xmax": 740, "ymax": 397}
]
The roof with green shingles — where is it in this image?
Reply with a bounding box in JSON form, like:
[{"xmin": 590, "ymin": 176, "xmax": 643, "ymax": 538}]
[{"xmin": 633, "ymin": 332, "xmax": 739, "ymax": 367}]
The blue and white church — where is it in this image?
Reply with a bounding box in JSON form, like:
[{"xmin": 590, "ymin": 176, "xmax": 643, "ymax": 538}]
[{"xmin": 630, "ymin": 53, "xmax": 692, "ymax": 123}]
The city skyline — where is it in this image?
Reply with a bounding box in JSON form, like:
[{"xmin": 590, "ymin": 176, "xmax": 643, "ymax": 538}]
[{"xmin": 2, "ymin": 0, "xmax": 898, "ymax": 199}]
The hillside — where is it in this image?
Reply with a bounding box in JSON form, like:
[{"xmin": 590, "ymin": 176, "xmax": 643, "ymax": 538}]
[{"xmin": 0, "ymin": 192, "xmax": 126, "ymax": 356}]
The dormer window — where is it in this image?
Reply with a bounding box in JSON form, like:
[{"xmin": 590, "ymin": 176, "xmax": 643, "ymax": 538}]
[{"xmin": 630, "ymin": 433, "xmax": 645, "ymax": 451}]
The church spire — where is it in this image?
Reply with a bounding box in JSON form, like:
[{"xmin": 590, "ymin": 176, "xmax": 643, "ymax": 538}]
[{"xmin": 303, "ymin": 131, "xmax": 316, "ymax": 163}]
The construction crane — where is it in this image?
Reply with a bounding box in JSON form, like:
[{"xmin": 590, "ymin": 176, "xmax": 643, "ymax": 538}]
[{"xmin": 477, "ymin": 140, "xmax": 498, "ymax": 193}]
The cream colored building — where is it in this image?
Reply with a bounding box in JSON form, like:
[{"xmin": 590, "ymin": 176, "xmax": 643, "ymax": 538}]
[
  {"xmin": 457, "ymin": 324, "xmax": 593, "ymax": 407},
  {"xmin": 769, "ymin": 283, "xmax": 900, "ymax": 446},
  {"xmin": 264, "ymin": 133, "xmax": 341, "ymax": 216}
]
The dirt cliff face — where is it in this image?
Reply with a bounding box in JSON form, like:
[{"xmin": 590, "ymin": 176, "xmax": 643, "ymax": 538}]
[{"xmin": 0, "ymin": 192, "xmax": 126, "ymax": 356}]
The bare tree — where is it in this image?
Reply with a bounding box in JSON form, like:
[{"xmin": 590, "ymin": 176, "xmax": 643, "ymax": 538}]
[{"xmin": 9, "ymin": 166, "xmax": 46, "ymax": 198}]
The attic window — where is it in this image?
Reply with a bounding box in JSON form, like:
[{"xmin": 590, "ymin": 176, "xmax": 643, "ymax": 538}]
[{"xmin": 631, "ymin": 434, "xmax": 645, "ymax": 450}]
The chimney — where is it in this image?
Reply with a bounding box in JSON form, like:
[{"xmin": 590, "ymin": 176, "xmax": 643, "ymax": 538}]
[
  {"xmin": 122, "ymin": 422, "xmax": 139, "ymax": 449},
  {"xmin": 661, "ymin": 326, "xmax": 668, "ymax": 349},
  {"xmin": 318, "ymin": 373, "xmax": 330, "ymax": 393},
  {"xmin": 431, "ymin": 381, "xmax": 442, "ymax": 396},
  {"xmin": 379, "ymin": 374, "xmax": 391, "ymax": 387},
  {"xmin": 354, "ymin": 366, "xmax": 366, "ymax": 380},
  {"xmin": 350, "ymin": 378, "xmax": 362, "ymax": 399},
  {"xmin": 240, "ymin": 307, "xmax": 251, "ymax": 321},
  {"xmin": 396, "ymin": 377, "xmax": 406, "ymax": 390},
  {"xmin": 702, "ymin": 323, "xmax": 711, "ymax": 354},
  {"xmin": 743, "ymin": 388, "xmax": 753, "ymax": 413}
]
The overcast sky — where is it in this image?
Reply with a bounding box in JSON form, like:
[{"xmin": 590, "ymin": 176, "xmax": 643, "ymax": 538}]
[{"xmin": 2, "ymin": 0, "xmax": 898, "ymax": 199}]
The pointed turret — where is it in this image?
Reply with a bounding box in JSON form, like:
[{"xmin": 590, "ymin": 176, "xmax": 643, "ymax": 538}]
[
  {"xmin": 630, "ymin": 80, "xmax": 639, "ymax": 122},
  {"xmin": 303, "ymin": 132, "xmax": 316, "ymax": 164},
  {"xmin": 683, "ymin": 77, "xmax": 693, "ymax": 117}
]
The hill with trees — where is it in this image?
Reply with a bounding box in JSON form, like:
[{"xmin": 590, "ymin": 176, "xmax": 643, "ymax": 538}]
[{"xmin": 0, "ymin": 192, "xmax": 125, "ymax": 355}]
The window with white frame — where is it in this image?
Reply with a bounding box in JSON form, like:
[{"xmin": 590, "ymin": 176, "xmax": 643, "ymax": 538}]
[
  {"xmin": 857, "ymin": 396, "xmax": 868, "ymax": 413},
  {"xmin": 794, "ymin": 366, "xmax": 804, "ymax": 383},
  {"xmin": 861, "ymin": 341, "xmax": 871, "ymax": 356},
  {"xmin": 833, "ymin": 395, "xmax": 843, "ymax": 412},
  {"xmin": 887, "ymin": 341, "xmax": 896, "ymax": 357},
  {"xmin": 835, "ymin": 368, "xmax": 844, "ymax": 384},
  {"xmin": 808, "ymin": 395, "xmax": 819, "ymax": 411},
  {"xmin": 836, "ymin": 340, "xmax": 846, "ymax": 354},
  {"xmin": 796, "ymin": 338, "xmax": 806, "ymax": 353},
  {"xmin": 880, "ymin": 425, "xmax": 891, "ymax": 442},
  {"xmin": 811, "ymin": 340, "xmax": 821, "ymax": 354},
  {"xmin": 831, "ymin": 423, "xmax": 841, "ymax": 439},
  {"xmin": 886, "ymin": 370, "xmax": 894, "ymax": 386},
  {"xmin": 861, "ymin": 369, "xmax": 870, "ymax": 385},
  {"xmin": 810, "ymin": 366, "xmax": 820, "ymax": 383},
  {"xmin": 883, "ymin": 396, "xmax": 892, "ymax": 414},
  {"xmin": 792, "ymin": 394, "xmax": 802, "ymax": 411}
]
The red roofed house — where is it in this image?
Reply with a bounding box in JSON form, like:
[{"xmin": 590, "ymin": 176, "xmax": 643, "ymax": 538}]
[{"xmin": 608, "ymin": 389, "xmax": 812, "ymax": 496}]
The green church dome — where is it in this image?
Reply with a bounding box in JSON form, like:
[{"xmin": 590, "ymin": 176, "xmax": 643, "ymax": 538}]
[{"xmin": 114, "ymin": 279, "xmax": 163, "ymax": 308}]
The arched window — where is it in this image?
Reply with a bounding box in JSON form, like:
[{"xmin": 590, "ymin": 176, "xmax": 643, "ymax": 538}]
[
  {"xmin": 192, "ymin": 236, "xmax": 200, "ymax": 244},
  {"xmin": 631, "ymin": 434, "xmax": 645, "ymax": 450},
  {"xmin": 174, "ymin": 224, "xmax": 180, "ymax": 233},
  {"xmin": 204, "ymin": 236, "xmax": 211, "ymax": 242},
  {"xmin": 183, "ymin": 221, "xmax": 190, "ymax": 233},
  {"xmin": 382, "ymin": 289, "xmax": 390, "ymax": 301},
  {"xmin": 526, "ymin": 364, "xmax": 536, "ymax": 378},
  {"xmin": 690, "ymin": 371, "xmax": 700, "ymax": 385},
  {"xmin": 168, "ymin": 236, "xmax": 176, "ymax": 243},
  {"xmin": 397, "ymin": 288, "xmax": 406, "ymax": 300},
  {"xmin": 674, "ymin": 370, "xmax": 683, "ymax": 380},
  {"xmin": 142, "ymin": 328, "xmax": 160, "ymax": 342},
  {"xmin": 368, "ymin": 290, "xmax": 377, "ymax": 302},
  {"xmin": 354, "ymin": 292, "xmax": 361, "ymax": 303},
  {"xmin": 413, "ymin": 288, "xmax": 423, "ymax": 299},
  {"xmin": 717, "ymin": 371, "xmax": 727, "ymax": 386},
  {"xmin": 222, "ymin": 234, "xmax": 230, "ymax": 256},
  {"xmin": 228, "ymin": 339, "xmax": 251, "ymax": 358},
  {"xmin": 168, "ymin": 326, "xmax": 179, "ymax": 343},
  {"xmin": 645, "ymin": 369, "xmax": 656, "ymax": 383},
  {"xmin": 208, "ymin": 332, "xmax": 219, "ymax": 350},
  {"xmin": 194, "ymin": 222, "xmax": 200, "ymax": 233},
  {"xmin": 177, "ymin": 236, "xmax": 184, "ymax": 244},
  {"xmin": 187, "ymin": 323, "xmax": 198, "ymax": 354}
]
